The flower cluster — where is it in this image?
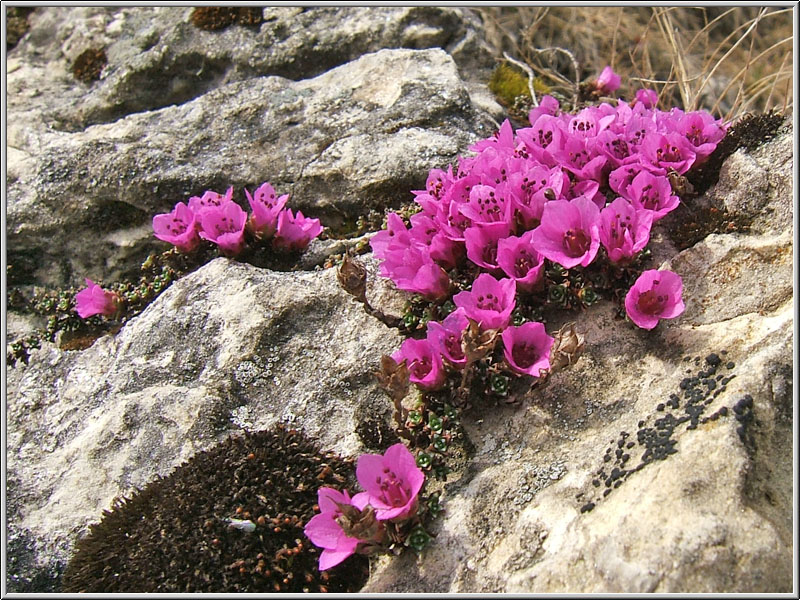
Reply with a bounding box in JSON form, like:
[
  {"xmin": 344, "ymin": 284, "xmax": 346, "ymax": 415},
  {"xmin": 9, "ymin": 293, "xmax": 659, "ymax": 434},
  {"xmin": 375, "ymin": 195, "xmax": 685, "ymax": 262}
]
[
  {"xmin": 152, "ymin": 182, "xmax": 322, "ymax": 256},
  {"xmin": 304, "ymin": 443, "xmax": 425, "ymax": 570},
  {"xmin": 372, "ymin": 78, "xmax": 722, "ymax": 350},
  {"xmin": 392, "ymin": 273, "xmax": 556, "ymax": 390}
]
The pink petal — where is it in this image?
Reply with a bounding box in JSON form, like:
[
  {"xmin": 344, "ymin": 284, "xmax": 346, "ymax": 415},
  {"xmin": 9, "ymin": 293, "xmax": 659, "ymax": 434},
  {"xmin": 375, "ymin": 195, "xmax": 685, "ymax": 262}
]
[{"xmin": 319, "ymin": 547, "xmax": 356, "ymax": 571}]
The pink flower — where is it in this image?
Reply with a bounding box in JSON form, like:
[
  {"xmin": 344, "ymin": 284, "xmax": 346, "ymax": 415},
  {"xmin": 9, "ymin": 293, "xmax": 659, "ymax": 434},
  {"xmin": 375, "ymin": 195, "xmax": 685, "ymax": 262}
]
[
  {"xmin": 378, "ymin": 243, "xmax": 452, "ymax": 301},
  {"xmin": 464, "ymin": 222, "xmax": 509, "ymax": 272},
  {"xmin": 197, "ymin": 201, "xmax": 248, "ymax": 256},
  {"xmin": 496, "ymin": 231, "xmax": 545, "ymax": 293},
  {"xmin": 418, "ymin": 165, "xmax": 456, "ymax": 202},
  {"xmin": 627, "ymin": 170, "xmax": 680, "ymax": 220},
  {"xmin": 517, "ymin": 113, "xmax": 565, "ymax": 166},
  {"xmin": 453, "ymin": 273, "xmax": 516, "ymax": 331},
  {"xmin": 352, "ymin": 443, "xmax": 425, "ymax": 521},
  {"xmin": 508, "ymin": 164, "xmax": 568, "ymax": 228},
  {"xmin": 152, "ymin": 202, "xmax": 200, "ymax": 253},
  {"xmin": 391, "ymin": 337, "xmax": 446, "ymax": 390},
  {"xmin": 624, "ymin": 269, "xmax": 685, "ymax": 330},
  {"xmin": 530, "ymin": 197, "xmax": 601, "ymax": 269},
  {"xmin": 469, "ymin": 118, "xmax": 516, "ymax": 153},
  {"xmin": 370, "ymin": 212, "xmax": 411, "ymax": 258},
  {"xmin": 595, "ymin": 128, "xmax": 634, "ymax": 167},
  {"xmin": 245, "ymin": 182, "xmax": 289, "ymax": 238},
  {"xmin": 187, "ymin": 186, "xmax": 234, "ymax": 215},
  {"xmin": 426, "ymin": 307, "xmax": 470, "ymax": 368},
  {"xmin": 273, "ymin": 209, "xmax": 323, "ymax": 251},
  {"xmin": 599, "ymin": 198, "xmax": 654, "ymax": 264},
  {"xmin": 303, "ymin": 488, "xmax": 365, "ymax": 571},
  {"xmin": 527, "ymin": 94, "xmax": 560, "ymax": 127},
  {"xmin": 595, "ymin": 66, "xmax": 621, "ymax": 94},
  {"xmin": 501, "ymin": 322, "xmax": 554, "ymax": 377},
  {"xmin": 641, "ymin": 131, "xmax": 697, "ymax": 174},
  {"xmin": 563, "ymin": 178, "xmax": 605, "ymax": 209},
  {"xmin": 457, "ymin": 183, "xmax": 513, "ymax": 226},
  {"xmin": 75, "ymin": 278, "xmax": 121, "ymax": 319},
  {"xmin": 408, "ymin": 213, "xmax": 462, "ymax": 270},
  {"xmin": 635, "ymin": 88, "xmax": 659, "ymax": 109},
  {"xmin": 553, "ymin": 136, "xmax": 608, "ymax": 181},
  {"xmin": 609, "ymin": 163, "xmax": 646, "ymax": 198},
  {"xmin": 677, "ymin": 111, "xmax": 726, "ymax": 164}
]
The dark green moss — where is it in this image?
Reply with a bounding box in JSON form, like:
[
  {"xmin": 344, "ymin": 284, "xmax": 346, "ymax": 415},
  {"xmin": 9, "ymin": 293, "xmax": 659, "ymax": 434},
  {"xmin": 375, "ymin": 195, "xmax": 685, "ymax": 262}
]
[{"xmin": 61, "ymin": 425, "xmax": 368, "ymax": 593}]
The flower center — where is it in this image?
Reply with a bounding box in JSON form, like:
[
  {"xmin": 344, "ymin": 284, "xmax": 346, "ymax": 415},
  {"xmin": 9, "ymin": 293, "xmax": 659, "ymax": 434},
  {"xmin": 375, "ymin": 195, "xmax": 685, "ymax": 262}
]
[
  {"xmin": 214, "ymin": 216, "xmax": 237, "ymax": 236},
  {"xmin": 637, "ymin": 288, "xmax": 667, "ymax": 315},
  {"xmin": 514, "ymin": 253, "xmax": 533, "ymax": 277},
  {"xmin": 379, "ymin": 468, "xmax": 410, "ymax": 507},
  {"xmin": 168, "ymin": 218, "xmax": 188, "ymax": 235},
  {"xmin": 476, "ymin": 292, "xmax": 501, "ymax": 312},
  {"xmin": 610, "ymin": 138, "xmax": 629, "ymax": 159},
  {"xmin": 410, "ymin": 357, "xmax": 432, "ymax": 380},
  {"xmin": 687, "ymin": 125, "xmax": 703, "ymax": 146},
  {"xmin": 640, "ymin": 184, "xmax": 658, "ymax": 210},
  {"xmin": 444, "ymin": 334, "xmax": 465, "ymax": 361},
  {"xmin": 610, "ymin": 214, "xmax": 632, "ymax": 242},
  {"xmin": 562, "ymin": 228, "xmax": 590, "ymax": 257},
  {"xmin": 512, "ymin": 342, "xmax": 540, "ymax": 368},
  {"xmin": 656, "ymin": 144, "xmax": 683, "ymax": 163}
]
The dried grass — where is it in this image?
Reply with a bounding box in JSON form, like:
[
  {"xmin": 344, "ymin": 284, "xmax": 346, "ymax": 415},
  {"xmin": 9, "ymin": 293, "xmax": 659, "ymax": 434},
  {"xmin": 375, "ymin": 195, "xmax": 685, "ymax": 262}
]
[{"xmin": 477, "ymin": 6, "xmax": 794, "ymax": 121}]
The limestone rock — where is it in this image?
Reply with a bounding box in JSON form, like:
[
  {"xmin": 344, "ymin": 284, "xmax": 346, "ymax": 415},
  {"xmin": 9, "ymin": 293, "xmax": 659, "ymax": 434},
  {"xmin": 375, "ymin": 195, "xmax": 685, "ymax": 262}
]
[
  {"xmin": 6, "ymin": 257, "xmax": 405, "ymax": 592},
  {"xmin": 7, "ymin": 7, "xmax": 501, "ymax": 288},
  {"xmin": 358, "ymin": 129, "xmax": 794, "ymax": 593},
  {"xmin": 706, "ymin": 123, "xmax": 793, "ymax": 237},
  {"xmin": 8, "ymin": 7, "xmax": 495, "ymax": 131}
]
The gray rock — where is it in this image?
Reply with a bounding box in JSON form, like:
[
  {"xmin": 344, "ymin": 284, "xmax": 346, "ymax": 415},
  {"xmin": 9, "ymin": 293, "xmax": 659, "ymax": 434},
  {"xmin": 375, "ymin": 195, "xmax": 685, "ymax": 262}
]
[
  {"xmin": 709, "ymin": 125, "xmax": 793, "ymax": 237},
  {"xmin": 359, "ymin": 129, "xmax": 794, "ymax": 593},
  {"xmin": 6, "ymin": 257, "xmax": 405, "ymax": 592},
  {"xmin": 6, "ymin": 7, "xmax": 495, "ymax": 130},
  {"xmin": 7, "ymin": 7, "xmax": 502, "ymax": 288}
]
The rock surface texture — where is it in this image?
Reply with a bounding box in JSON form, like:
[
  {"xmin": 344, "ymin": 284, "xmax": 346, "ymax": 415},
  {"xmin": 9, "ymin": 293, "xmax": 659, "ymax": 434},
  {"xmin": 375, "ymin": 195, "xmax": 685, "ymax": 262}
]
[
  {"xmin": 5, "ymin": 6, "xmax": 795, "ymax": 595},
  {"xmin": 6, "ymin": 6, "xmax": 500, "ymax": 288}
]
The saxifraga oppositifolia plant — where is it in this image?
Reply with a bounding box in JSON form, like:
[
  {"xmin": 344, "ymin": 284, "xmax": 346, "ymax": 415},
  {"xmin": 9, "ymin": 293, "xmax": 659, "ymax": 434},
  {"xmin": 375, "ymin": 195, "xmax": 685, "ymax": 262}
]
[
  {"xmin": 361, "ymin": 65, "xmax": 730, "ymax": 413},
  {"xmin": 331, "ymin": 65, "xmax": 737, "ymax": 572}
]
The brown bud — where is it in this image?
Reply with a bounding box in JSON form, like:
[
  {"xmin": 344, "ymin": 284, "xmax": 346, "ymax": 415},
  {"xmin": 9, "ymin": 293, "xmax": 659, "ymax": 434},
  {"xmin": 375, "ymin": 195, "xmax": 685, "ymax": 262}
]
[
  {"xmin": 337, "ymin": 255, "xmax": 368, "ymax": 302},
  {"xmin": 375, "ymin": 354, "xmax": 410, "ymax": 402},
  {"xmin": 335, "ymin": 503, "xmax": 385, "ymax": 542},
  {"xmin": 549, "ymin": 321, "xmax": 585, "ymax": 372},
  {"xmin": 461, "ymin": 319, "xmax": 499, "ymax": 363},
  {"xmin": 667, "ymin": 168, "xmax": 696, "ymax": 198}
]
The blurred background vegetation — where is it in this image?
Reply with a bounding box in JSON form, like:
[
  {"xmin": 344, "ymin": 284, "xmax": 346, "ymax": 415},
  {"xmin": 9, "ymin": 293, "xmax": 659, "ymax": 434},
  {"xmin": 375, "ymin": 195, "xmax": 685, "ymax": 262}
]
[{"xmin": 477, "ymin": 6, "xmax": 793, "ymax": 122}]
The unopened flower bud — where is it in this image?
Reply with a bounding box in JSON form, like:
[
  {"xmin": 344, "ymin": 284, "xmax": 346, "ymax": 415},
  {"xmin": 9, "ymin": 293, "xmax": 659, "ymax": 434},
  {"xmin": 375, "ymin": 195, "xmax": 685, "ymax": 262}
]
[{"xmin": 337, "ymin": 255, "xmax": 368, "ymax": 302}]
